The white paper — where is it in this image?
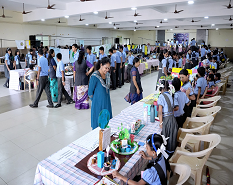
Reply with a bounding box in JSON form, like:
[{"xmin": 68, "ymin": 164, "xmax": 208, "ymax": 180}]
[
  {"xmin": 48, "ymin": 146, "xmax": 78, "ymax": 165},
  {"xmin": 102, "ymin": 127, "xmax": 111, "ymax": 151},
  {"xmin": 15, "ymin": 40, "xmax": 25, "ymax": 49},
  {"xmin": 60, "ymin": 49, "xmax": 70, "ymax": 64}
]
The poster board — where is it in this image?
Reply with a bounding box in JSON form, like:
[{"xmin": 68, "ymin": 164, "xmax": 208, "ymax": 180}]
[
  {"xmin": 173, "ymin": 33, "xmax": 189, "ymax": 44},
  {"xmin": 60, "ymin": 49, "xmax": 70, "ymax": 64}
]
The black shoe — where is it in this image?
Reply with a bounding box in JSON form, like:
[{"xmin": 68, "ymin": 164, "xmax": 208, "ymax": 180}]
[
  {"xmin": 112, "ymin": 88, "xmax": 116, "ymax": 90},
  {"xmin": 29, "ymin": 104, "xmax": 38, "ymax": 108},
  {"xmin": 3, "ymin": 84, "xmax": 8, "ymax": 88},
  {"xmin": 67, "ymin": 100, "xmax": 75, "ymax": 104},
  {"xmin": 47, "ymin": 104, "xmax": 54, "ymax": 108},
  {"xmin": 118, "ymin": 86, "xmax": 122, "ymax": 88},
  {"xmin": 54, "ymin": 104, "xmax": 61, "ymax": 108}
]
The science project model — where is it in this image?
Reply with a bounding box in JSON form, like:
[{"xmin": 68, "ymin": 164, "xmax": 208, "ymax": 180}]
[{"xmin": 110, "ymin": 123, "xmax": 139, "ymax": 155}]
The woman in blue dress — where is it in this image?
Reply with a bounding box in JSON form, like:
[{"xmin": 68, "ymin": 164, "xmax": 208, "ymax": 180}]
[
  {"xmin": 88, "ymin": 57, "xmax": 112, "ymax": 130},
  {"xmin": 3, "ymin": 48, "xmax": 12, "ymax": 88}
]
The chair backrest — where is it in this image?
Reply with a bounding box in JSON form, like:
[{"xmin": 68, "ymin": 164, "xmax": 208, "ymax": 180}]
[
  {"xmin": 197, "ymin": 96, "xmax": 221, "ymax": 108},
  {"xmin": 205, "ymin": 86, "xmax": 219, "ymax": 97},
  {"xmin": 26, "ymin": 71, "xmax": 37, "ymax": 81},
  {"xmin": 170, "ymin": 163, "xmax": 191, "ymax": 185},
  {"xmin": 191, "ymin": 106, "xmax": 221, "ymax": 118}
]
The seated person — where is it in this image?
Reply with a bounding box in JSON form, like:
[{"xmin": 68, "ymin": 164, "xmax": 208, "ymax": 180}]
[
  {"xmin": 112, "ymin": 134, "xmax": 170, "ymax": 185},
  {"xmin": 215, "ymin": 73, "xmax": 221, "ymax": 84},
  {"xmin": 207, "ymin": 74, "xmax": 215, "ymax": 89},
  {"xmin": 25, "ymin": 64, "xmax": 35, "ymax": 80}
]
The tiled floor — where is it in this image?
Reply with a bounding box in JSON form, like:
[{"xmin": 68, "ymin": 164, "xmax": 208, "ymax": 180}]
[{"xmin": 0, "ymin": 68, "xmax": 232, "ymax": 185}]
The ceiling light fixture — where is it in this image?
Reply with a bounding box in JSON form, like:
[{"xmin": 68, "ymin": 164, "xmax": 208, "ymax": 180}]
[
  {"xmin": 85, "ymin": 24, "xmax": 89, "ymax": 26},
  {"xmin": 216, "ymin": 28, "xmax": 219, "ymax": 30},
  {"xmin": 134, "ymin": 29, "xmax": 136, "ymax": 31},
  {"xmin": 41, "ymin": 19, "xmax": 45, "ymax": 21},
  {"xmin": 212, "ymin": 24, "xmax": 215, "ymax": 26},
  {"xmin": 114, "ymin": 27, "xmax": 116, "ymax": 29},
  {"xmin": 188, "ymin": 1, "xmax": 194, "ymax": 4},
  {"xmin": 109, "ymin": 22, "xmax": 112, "ymax": 24},
  {"xmin": 64, "ymin": 16, "xmax": 69, "ymax": 18},
  {"xmin": 134, "ymin": 20, "xmax": 137, "ymax": 22},
  {"xmin": 164, "ymin": 18, "xmax": 168, "ymax": 21},
  {"xmin": 131, "ymin": 7, "xmax": 137, "ymax": 10},
  {"xmin": 93, "ymin": 11, "xmax": 98, "ymax": 14},
  {"xmin": 157, "ymin": 26, "xmax": 160, "ymax": 27},
  {"xmin": 170, "ymin": 29, "xmax": 173, "ymax": 30},
  {"xmin": 204, "ymin": 16, "xmax": 209, "ymax": 19}
]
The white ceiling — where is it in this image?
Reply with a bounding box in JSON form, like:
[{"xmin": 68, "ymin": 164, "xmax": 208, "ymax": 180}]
[{"xmin": 0, "ymin": 0, "xmax": 233, "ymax": 30}]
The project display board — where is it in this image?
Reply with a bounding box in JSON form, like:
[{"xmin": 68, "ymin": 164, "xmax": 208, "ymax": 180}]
[
  {"xmin": 49, "ymin": 47, "xmax": 70, "ymax": 64},
  {"xmin": 173, "ymin": 33, "xmax": 189, "ymax": 44}
]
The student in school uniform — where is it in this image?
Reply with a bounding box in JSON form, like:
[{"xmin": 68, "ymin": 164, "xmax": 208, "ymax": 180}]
[
  {"xmin": 126, "ymin": 50, "xmax": 135, "ymax": 83},
  {"xmin": 178, "ymin": 53, "xmax": 183, "ymax": 68},
  {"xmin": 54, "ymin": 53, "xmax": 74, "ymax": 108},
  {"xmin": 86, "ymin": 45, "xmax": 96, "ymax": 66},
  {"xmin": 29, "ymin": 49, "xmax": 54, "ymax": 108},
  {"xmin": 179, "ymin": 69, "xmax": 196, "ymax": 118},
  {"xmin": 207, "ymin": 74, "xmax": 215, "ymax": 89},
  {"xmin": 72, "ymin": 44, "xmax": 79, "ymax": 64},
  {"xmin": 195, "ymin": 48, "xmax": 199, "ymax": 66},
  {"xmin": 109, "ymin": 49, "xmax": 117, "ymax": 90},
  {"xmin": 215, "ymin": 73, "xmax": 221, "ymax": 84},
  {"xmin": 14, "ymin": 49, "xmax": 21, "ymax": 69},
  {"xmin": 190, "ymin": 38, "xmax": 196, "ymax": 51},
  {"xmin": 201, "ymin": 45, "xmax": 207, "ymax": 61},
  {"xmin": 158, "ymin": 80, "xmax": 178, "ymax": 155},
  {"xmin": 112, "ymin": 47, "xmax": 123, "ymax": 88},
  {"xmin": 112, "ymin": 133, "xmax": 171, "ymax": 185},
  {"xmin": 170, "ymin": 39, "xmax": 174, "ymax": 52},
  {"xmin": 99, "ymin": 46, "xmax": 107, "ymax": 60},
  {"xmin": 167, "ymin": 51, "xmax": 174, "ymax": 74},
  {"xmin": 191, "ymin": 49, "xmax": 196, "ymax": 67},
  {"xmin": 27, "ymin": 49, "xmax": 34, "ymax": 67},
  {"xmin": 3, "ymin": 48, "xmax": 12, "ymax": 88},
  {"xmin": 172, "ymin": 77, "xmax": 190, "ymax": 128},
  {"xmin": 175, "ymin": 40, "xmax": 179, "ymax": 53},
  {"xmin": 185, "ymin": 49, "xmax": 192, "ymax": 69},
  {"xmin": 123, "ymin": 44, "xmax": 129, "ymax": 54},
  {"xmin": 119, "ymin": 45, "xmax": 127, "ymax": 86},
  {"xmin": 211, "ymin": 57, "xmax": 218, "ymax": 71},
  {"xmin": 185, "ymin": 39, "xmax": 189, "ymax": 52},
  {"xmin": 194, "ymin": 67, "xmax": 208, "ymax": 104}
]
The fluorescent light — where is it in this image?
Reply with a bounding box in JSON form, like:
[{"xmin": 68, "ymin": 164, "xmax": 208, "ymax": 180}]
[
  {"xmin": 109, "ymin": 22, "xmax": 112, "ymax": 24},
  {"xmin": 164, "ymin": 18, "xmax": 168, "ymax": 21},
  {"xmin": 157, "ymin": 26, "xmax": 160, "ymax": 27},
  {"xmin": 212, "ymin": 24, "xmax": 215, "ymax": 26},
  {"xmin": 204, "ymin": 16, "xmax": 209, "ymax": 19},
  {"xmin": 85, "ymin": 24, "xmax": 89, "ymax": 26},
  {"xmin": 134, "ymin": 20, "xmax": 137, "ymax": 23},
  {"xmin": 131, "ymin": 7, "xmax": 137, "ymax": 10},
  {"xmin": 64, "ymin": 15, "xmax": 69, "ymax": 18},
  {"xmin": 188, "ymin": 1, "xmax": 194, "ymax": 4},
  {"xmin": 134, "ymin": 29, "xmax": 136, "ymax": 31},
  {"xmin": 216, "ymin": 28, "xmax": 219, "ymax": 30},
  {"xmin": 41, "ymin": 19, "xmax": 45, "ymax": 21},
  {"xmin": 93, "ymin": 11, "xmax": 98, "ymax": 14},
  {"xmin": 114, "ymin": 27, "xmax": 116, "ymax": 29},
  {"xmin": 170, "ymin": 29, "xmax": 173, "ymax": 30}
]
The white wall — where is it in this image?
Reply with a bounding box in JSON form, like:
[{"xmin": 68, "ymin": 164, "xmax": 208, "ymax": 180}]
[
  {"xmin": 208, "ymin": 29, "xmax": 233, "ymax": 47},
  {"xmin": 131, "ymin": 30, "xmax": 156, "ymax": 45},
  {"xmin": 165, "ymin": 29, "xmax": 197, "ymax": 43}
]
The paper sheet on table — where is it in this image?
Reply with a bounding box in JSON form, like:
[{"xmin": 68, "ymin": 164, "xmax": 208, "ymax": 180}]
[{"xmin": 47, "ymin": 146, "xmax": 78, "ymax": 165}]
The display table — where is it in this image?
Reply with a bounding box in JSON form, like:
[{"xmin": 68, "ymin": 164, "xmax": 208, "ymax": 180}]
[
  {"xmin": 34, "ymin": 102, "xmax": 161, "ymax": 185},
  {"xmin": 9, "ymin": 69, "xmax": 28, "ymax": 90}
]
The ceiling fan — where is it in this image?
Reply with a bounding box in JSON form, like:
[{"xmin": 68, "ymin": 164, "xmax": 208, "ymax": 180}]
[
  {"xmin": 175, "ymin": 26, "xmax": 179, "ymax": 28},
  {"xmin": 17, "ymin": 3, "xmax": 32, "ymax": 14},
  {"xmin": 133, "ymin": 10, "xmax": 141, "ymax": 17},
  {"xmin": 79, "ymin": 15, "xmax": 85, "ymax": 21},
  {"xmin": 224, "ymin": 0, "xmax": 232, "ymax": 9},
  {"xmin": 191, "ymin": 19, "xmax": 200, "ymax": 22},
  {"xmin": 230, "ymin": 24, "xmax": 233, "ymax": 26},
  {"xmin": 155, "ymin": 26, "xmax": 160, "ymax": 28},
  {"xmin": 0, "ymin": 7, "xmax": 12, "ymax": 18},
  {"xmin": 136, "ymin": 22, "xmax": 143, "ymax": 25},
  {"xmin": 117, "ymin": 28, "xmax": 123, "ymax": 30},
  {"xmin": 56, "ymin": 18, "xmax": 66, "ymax": 23},
  {"xmin": 201, "ymin": 25, "xmax": 207, "ymax": 27},
  {"xmin": 39, "ymin": 0, "xmax": 56, "ymax": 9},
  {"xmin": 173, "ymin": 4, "xmax": 184, "ymax": 14},
  {"xmin": 224, "ymin": 16, "xmax": 233, "ymax": 21},
  {"xmin": 105, "ymin": 12, "xmax": 113, "ymax": 19},
  {"xmin": 160, "ymin": 20, "xmax": 168, "ymax": 24},
  {"xmin": 134, "ymin": 27, "xmax": 140, "ymax": 29},
  {"xmin": 113, "ymin": 23, "xmax": 120, "ymax": 26}
]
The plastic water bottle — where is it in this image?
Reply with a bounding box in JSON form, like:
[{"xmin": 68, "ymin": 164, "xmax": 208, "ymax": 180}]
[{"xmin": 150, "ymin": 105, "xmax": 155, "ymax": 123}]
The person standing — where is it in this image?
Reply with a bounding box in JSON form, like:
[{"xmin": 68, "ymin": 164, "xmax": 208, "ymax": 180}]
[
  {"xmin": 55, "ymin": 53, "xmax": 74, "ymax": 108},
  {"xmin": 73, "ymin": 51, "xmax": 94, "ymax": 109},
  {"xmin": 72, "ymin": 44, "xmax": 79, "ymax": 65},
  {"xmin": 119, "ymin": 45, "xmax": 126, "ymax": 86},
  {"xmin": 86, "ymin": 45, "xmax": 96, "ymax": 71},
  {"xmin": 112, "ymin": 47, "xmax": 122, "ymax": 88},
  {"xmin": 126, "ymin": 50, "xmax": 134, "ymax": 83},
  {"xmin": 123, "ymin": 44, "xmax": 129, "ymax": 54},
  {"xmin": 29, "ymin": 49, "xmax": 54, "ymax": 108},
  {"xmin": 3, "ymin": 48, "xmax": 12, "ymax": 88},
  {"xmin": 88, "ymin": 57, "xmax": 112, "ymax": 130},
  {"xmin": 109, "ymin": 49, "xmax": 117, "ymax": 90},
  {"xmin": 14, "ymin": 49, "xmax": 21, "ymax": 69},
  {"xmin": 48, "ymin": 49, "xmax": 58, "ymax": 103},
  {"xmin": 99, "ymin": 46, "xmax": 107, "ymax": 60}
]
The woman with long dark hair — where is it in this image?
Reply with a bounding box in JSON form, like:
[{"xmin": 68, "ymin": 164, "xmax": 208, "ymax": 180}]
[
  {"xmin": 73, "ymin": 51, "xmax": 94, "ymax": 109},
  {"xmin": 48, "ymin": 49, "xmax": 58, "ymax": 102},
  {"xmin": 88, "ymin": 57, "xmax": 112, "ymax": 129},
  {"xmin": 14, "ymin": 49, "xmax": 21, "ymax": 69},
  {"xmin": 3, "ymin": 48, "xmax": 12, "ymax": 88},
  {"xmin": 156, "ymin": 49, "xmax": 168, "ymax": 90}
]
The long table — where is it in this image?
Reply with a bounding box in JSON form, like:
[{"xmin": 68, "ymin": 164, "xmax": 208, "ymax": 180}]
[{"xmin": 34, "ymin": 102, "xmax": 161, "ymax": 185}]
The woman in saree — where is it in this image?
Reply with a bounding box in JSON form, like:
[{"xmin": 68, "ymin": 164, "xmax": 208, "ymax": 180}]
[{"xmin": 73, "ymin": 51, "xmax": 94, "ymax": 109}]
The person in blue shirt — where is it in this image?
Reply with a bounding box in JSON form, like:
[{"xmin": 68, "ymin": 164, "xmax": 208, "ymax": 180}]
[
  {"xmin": 163, "ymin": 42, "xmax": 167, "ymax": 47},
  {"xmin": 29, "ymin": 48, "xmax": 54, "ymax": 108},
  {"xmin": 175, "ymin": 40, "xmax": 179, "ymax": 53},
  {"xmin": 201, "ymin": 45, "xmax": 207, "ymax": 61},
  {"xmin": 170, "ymin": 39, "xmax": 174, "ymax": 52},
  {"xmin": 172, "ymin": 77, "xmax": 190, "ymax": 128},
  {"xmin": 194, "ymin": 67, "xmax": 208, "ymax": 104},
  {"xmin": 185, "ymin": 49, "xmax": 192, "ymax": 69},
  {"xmin": 99, "ymin": 46, "xmax": 107, "ymax": 60},
  {"xmin": 185, "ymin": 39, "xmax": 189, "ymax": 52},
  {"xmin": 80, "ymin": 44, "xmax": 85, "ymax": 52},
  {"xmin": 86, "ymin": 45, "xmax": 96, "ymax": 66},
  {"xmin": 112, "ymin": 133, "xmax": 171, "ymax": 185},
  {"xmin": 72, "ymin": 44, "xmax": 79, "ymax": 65},
  {"xmin": 109, "ymin": 49, "xmax": 117, "ymax": 90},
  {"xmin": 178, "ymin": 53, "xmax": 183, "ymax": 68},
  {"xmin": 167, "ymin": 51, "xmax": 174, "ymax": 74},
  {"xmin": 126, "ymin": 50, "xmax": 135, "ymax": 83},
  {"xmin": 14, "ymin": 49, "xmax": 21, "ymax": 69},
  {"xmin": 190, "ymin": 38, "xmax": 196, "ymax": 51},
  {"xmin": 27, "ymin": 49, "xmax": 34, "ymax": 67},
  {"xmin": 112, "ymin": 47, "xmax": 123, "ymax": 88},
  {"xmin": 195, "ymin": 48, "xmax": 199, "ymax": 66},
  {"xmin": 207, "ymin": 73, "xmax": 215, "ymax": 89},
  {"xmin": 3, "ymin": 48, "xmax": 12, "ymax": 88},
  {"xmin": 123, "ymin": 44, "xmax": 129, "ymax": 54},
  {"xmin": 179, "ymin": 69, "xmax": 196, "ymax": 117},
  {"xmin": 54, "ymin": 53, "xmax": 74, "ymax": 108},
  {"xmin": 119, "ymin": 45, "xmax": 127, "ymax": 86}
]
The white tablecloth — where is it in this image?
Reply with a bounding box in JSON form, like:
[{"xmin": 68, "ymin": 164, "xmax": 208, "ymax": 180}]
[{"xmin": 9, "ymin": 69, "xmax": 28, "ymax": 90}]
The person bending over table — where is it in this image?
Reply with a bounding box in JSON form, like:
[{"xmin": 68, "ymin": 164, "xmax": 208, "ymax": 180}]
[{"xmin": 112, "ymin": 134, "xmax": 170, "ymax": 185}]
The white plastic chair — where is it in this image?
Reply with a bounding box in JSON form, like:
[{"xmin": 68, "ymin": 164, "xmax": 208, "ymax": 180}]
[
  {"xmin": 24, "ymin": 71, "xmax": 37, "ymax": 92},
  {"xmin": 170, "ymin": 133, "xmax": 221, "ymax": 185},
  {"xmin": 197, "ymin": 96, "xmax": 221, "ymax": 108},
  {"xmin": 191, "ymin": 106, "xmax": 221, "ymax": 119},
  {"xmin": 169, "ymin": 163, "xmax": 191, "ymax": 185}
]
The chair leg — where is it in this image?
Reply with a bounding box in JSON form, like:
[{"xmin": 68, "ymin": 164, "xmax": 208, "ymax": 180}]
[
  {"xmin": 29, "ymin": 82, "xmax": 31, "ymax": 92},
  {"xmin": 194, "ymin": 169, "xmax": 203, "ymax": 185}
]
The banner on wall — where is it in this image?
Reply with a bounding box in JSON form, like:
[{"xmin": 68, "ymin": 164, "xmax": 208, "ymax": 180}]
[
  {"xmin": 173, "ymin": 33, "xmax": 189, "ymax": 44},
  {"xmin": 26, "ymin": 40, "xmax": 30, "ymax": 49},
  {"xmin": 15, "ymin": 40, "xmax": 25, "ymax": 49}
]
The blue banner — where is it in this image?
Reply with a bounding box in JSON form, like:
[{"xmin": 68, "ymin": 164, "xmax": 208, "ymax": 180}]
[{"xmin": 173, "ymin": 33, "xmax": 189, "ymax": 44}]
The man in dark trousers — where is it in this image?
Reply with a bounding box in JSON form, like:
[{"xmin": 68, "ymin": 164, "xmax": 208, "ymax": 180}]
[
  {"xmin": 112, "ymin": 47, "xmax": 122, "ymax": 88},
  {"xmin": 29, "ymin": 49, "xmax": 53, "ymax": 108}
]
